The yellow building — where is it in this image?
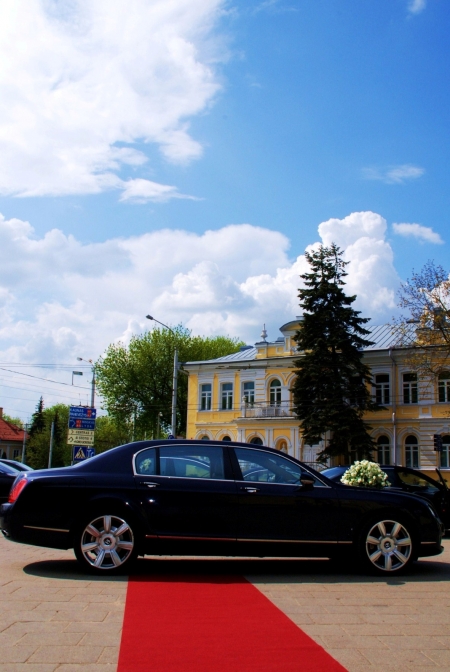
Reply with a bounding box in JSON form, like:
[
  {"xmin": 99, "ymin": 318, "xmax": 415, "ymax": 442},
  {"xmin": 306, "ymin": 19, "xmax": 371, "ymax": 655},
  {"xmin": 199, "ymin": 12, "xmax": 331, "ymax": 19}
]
[{"xmin": 184, "ymin": 318, "xmax": 450, "ymax": 480}]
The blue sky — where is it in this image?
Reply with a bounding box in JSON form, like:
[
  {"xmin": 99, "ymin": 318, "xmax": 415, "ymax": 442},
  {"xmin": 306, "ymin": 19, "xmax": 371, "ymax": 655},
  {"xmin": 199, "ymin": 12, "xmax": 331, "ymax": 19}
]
[{"xmin": 0, "ymin": 0, "xmax": 449, "ymax": 419}]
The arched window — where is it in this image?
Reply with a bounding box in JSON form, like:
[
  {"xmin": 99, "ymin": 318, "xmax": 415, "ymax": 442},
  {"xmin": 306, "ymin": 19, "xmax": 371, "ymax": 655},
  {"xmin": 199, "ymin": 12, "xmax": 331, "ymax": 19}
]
[
  {"xmin": 441, "ymin": 435, "xmax": 450, "ymax": 468},
  {"xmin": 278, "ymin": 440, "xmax": 288, "ymax": 454},
  {"xmin": 376, "ymin": 435, "xmax": 390, "ymax": 465},
  {"xmin": 221, "ymin": 435, "xmax": 231, "ymax": 442},
  {"xmin": 405, "ymin": 435, "xmax": 419, "ymax": 468},
  {"xmin": 438, "ymin": 372, "xmax": 450, "ymax": 403},
  {"xmin": 200, "ymin": 435, "xmax": 210, "ymax": 441},
  {"xmin": 269, "ymin": 379, "xmax": 282, "ymax": 406},
  {"xmin": 250, "ymin": 437, "xmax": 263, "ymax": 445}
]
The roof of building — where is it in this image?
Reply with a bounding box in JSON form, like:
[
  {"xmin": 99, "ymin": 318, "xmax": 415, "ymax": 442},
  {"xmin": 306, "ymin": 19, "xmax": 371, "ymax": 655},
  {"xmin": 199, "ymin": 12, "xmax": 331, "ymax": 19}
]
[
  {"xmin": 0, "ymin": 418, "xmax": 28, "ymax": 443},
  {"xmin": 183, "ymin": 322, "xmax": 419, "ymax": 367}
]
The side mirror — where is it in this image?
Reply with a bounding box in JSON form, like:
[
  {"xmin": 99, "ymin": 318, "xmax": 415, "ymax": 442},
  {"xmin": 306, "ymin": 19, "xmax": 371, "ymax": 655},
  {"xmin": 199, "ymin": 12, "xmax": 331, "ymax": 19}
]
[{"xmin": 300, "ymin": 474, "xmax": 315, "ymax": 488}]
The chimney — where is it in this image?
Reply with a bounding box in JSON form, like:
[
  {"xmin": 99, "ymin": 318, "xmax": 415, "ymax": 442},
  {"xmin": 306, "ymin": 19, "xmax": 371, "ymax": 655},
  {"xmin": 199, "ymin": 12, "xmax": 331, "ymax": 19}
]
[{"xmin": 0, "ymin": 407, "xmax": 3, "ymax": 419}]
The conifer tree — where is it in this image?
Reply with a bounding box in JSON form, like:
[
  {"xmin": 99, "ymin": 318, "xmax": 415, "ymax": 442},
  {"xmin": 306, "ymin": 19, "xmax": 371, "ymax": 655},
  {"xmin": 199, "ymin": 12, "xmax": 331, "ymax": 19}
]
[
  {"xmin": 29, "ymin": 396, "xmax": 45, "ymax": 438},
  {"xmin": 292, "ymin": 244, "xmax": 379, "ymax": 461}
]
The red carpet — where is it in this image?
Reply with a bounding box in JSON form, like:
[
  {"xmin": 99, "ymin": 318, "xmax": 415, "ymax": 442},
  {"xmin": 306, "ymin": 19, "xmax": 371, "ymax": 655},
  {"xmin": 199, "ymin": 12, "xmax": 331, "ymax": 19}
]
[{"xmin": 118, "ymin": 575, "xmax": 347, "ymax": 671}]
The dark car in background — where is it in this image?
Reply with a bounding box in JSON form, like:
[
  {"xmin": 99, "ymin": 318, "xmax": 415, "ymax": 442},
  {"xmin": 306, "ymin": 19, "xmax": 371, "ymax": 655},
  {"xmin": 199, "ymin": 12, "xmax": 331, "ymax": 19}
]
[
  {"xmin": 0, "ymin": 441, "xmax": 444, "ymax": 576},
  {"xmin": 322, "ymin": 465, "xmax": 450, "ymax": 530},
  {"xmin": 0, "ymin": 459, "xmax": 33, "ymax": 472},
  {"xmin": 0, "ymin": 462, "xmax": 20, "ymax": 504}
]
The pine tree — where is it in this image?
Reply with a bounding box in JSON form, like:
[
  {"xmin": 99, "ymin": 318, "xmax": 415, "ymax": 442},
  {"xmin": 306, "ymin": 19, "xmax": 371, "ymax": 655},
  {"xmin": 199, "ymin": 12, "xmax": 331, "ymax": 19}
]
[
  {"xmin": 292, "ymin": 244, "xmax": 379, "ymax": 461},
  {"xmin": 28, "ymin": 397, "xmax": 45, "ymax": 438}
]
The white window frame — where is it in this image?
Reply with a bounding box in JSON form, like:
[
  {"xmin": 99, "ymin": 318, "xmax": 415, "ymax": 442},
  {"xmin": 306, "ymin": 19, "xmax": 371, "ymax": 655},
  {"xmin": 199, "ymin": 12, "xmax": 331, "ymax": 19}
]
[
  {"xmin": 242, "ymin": 381, "xmax": 255, "ymax": 405},
  {"xmin": 374, "ymin": 373, "xmax": 390, "ymax": 405},
  {"xmin": 403, "ymin": 373, "xmax": 418, "ymax": 404},
  {"xmin": 221, "ymin": 382, "xmax": 233, "ymax": 410},
  {"xmin": 269, "ymin": 379, "xmax": 282, "ymax": 406},
  {"xmin": 438, "ymin": 373, "xmax": 450, "ymax": 403},
  {"xmin": 405, "ymin": 435, "xmax": 419, "ymax": 468}
]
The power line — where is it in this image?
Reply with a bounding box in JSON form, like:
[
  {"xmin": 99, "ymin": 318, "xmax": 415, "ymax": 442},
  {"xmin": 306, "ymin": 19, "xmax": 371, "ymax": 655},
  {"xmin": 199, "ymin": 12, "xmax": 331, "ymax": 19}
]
[{"xmin": 0, "ymin": 367, "xmax": 92, "ymax": 389}]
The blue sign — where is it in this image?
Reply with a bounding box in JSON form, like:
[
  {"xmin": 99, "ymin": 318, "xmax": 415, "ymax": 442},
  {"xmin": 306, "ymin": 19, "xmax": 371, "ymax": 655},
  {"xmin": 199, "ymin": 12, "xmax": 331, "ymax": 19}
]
[
  {"xmin": 69, "ymin": 406, "xmax": 97, "ymax": 420},
  {"xmin": 68, "ymin": 418, "xmax": 96, "ymax": 430},
  {"xmin": 167, "ymin": 434, "xmax": 175, "ymax": 440},
  {"xmin": 72, "ymin": 446, "xmax": 95, "ymax": 462}
]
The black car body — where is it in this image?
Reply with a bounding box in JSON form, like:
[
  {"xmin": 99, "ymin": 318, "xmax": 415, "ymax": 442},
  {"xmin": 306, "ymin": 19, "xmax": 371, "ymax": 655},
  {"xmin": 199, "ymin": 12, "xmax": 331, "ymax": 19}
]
[
  {"xmin": 322, "ymin": 465, "xmax": 450, "ymax": 529},
  {"xmin": 0, "ymin": 440, "xmax": 444, "ymax": 575},
  {"xmin": 0, "ymin": 462, "xmax": 20, "ymax": 504}
]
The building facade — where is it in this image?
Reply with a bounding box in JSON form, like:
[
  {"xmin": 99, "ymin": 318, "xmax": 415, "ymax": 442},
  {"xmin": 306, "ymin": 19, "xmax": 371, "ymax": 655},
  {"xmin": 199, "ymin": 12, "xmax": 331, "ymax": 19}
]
[
  {"xmin": 184, "ymin": 319, "xmax": 450, "ymax": 481},
  {"xmin": 0, "ymin": 408, "xmax": 28, "ymax": 461}
]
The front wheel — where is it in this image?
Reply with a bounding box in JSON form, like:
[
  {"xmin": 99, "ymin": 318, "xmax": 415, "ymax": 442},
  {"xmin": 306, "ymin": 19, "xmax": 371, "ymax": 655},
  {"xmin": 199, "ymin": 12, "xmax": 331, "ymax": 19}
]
[
  {"xmin": 74, "ymin": 513, "xmax": 137, "ymax": 573},
  {"xmin": 359, "ymin": 518, "xmax": 415, "ymax": 574}
]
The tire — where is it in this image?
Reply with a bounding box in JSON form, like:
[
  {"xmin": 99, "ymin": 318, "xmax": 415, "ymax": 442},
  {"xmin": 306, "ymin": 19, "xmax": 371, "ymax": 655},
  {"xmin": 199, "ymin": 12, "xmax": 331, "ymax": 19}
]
[
  {"xmin": 358, "ymin": 517, "xmax": 415, "ymax": 575},
  {"xmin": 74, "ymin": 513, "xmax": 138, "ymax": 574}
]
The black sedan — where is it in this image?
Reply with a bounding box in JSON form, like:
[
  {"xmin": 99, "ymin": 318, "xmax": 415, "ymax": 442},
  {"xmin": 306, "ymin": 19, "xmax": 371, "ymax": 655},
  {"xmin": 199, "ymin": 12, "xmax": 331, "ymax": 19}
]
[
  {"xmin": 0, "ymin": 459, "xmax": 33, "ymax": 472},
  {"xmin": 0, "ymin": 462, "xmax": 20, "ymax": 504},
  {"xmin": 0, "ymin": 440, "xmax": 443, "ymax": 575},
  {"xmin": 322, "ymin": 465, "xmax": 450, "ymax": 529}
]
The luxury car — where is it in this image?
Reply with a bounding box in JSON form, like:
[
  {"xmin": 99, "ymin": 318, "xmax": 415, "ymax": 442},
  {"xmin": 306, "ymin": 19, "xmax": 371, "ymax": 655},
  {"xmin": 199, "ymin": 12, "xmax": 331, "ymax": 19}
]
[
  {"xmin": 0, "ymin": 440, "xmax": 444, "ymax": 575},
  {"xmin": 322, "ymin": 465, "xmax": 450, "ymax": 529},
  {"xmin": 0, "ymin": 462, "xmax": 20, "ymax": 504},
  {"xmin": 0, "ymin": 459, "xmax": 33, "ymax": 472}
]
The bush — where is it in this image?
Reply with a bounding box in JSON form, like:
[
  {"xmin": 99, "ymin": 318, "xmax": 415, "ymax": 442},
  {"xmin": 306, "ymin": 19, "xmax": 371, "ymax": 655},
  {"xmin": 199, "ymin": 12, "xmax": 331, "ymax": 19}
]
[{"xmin": 341, "ymin": 460, "xmax": 390, "ymax": 488}]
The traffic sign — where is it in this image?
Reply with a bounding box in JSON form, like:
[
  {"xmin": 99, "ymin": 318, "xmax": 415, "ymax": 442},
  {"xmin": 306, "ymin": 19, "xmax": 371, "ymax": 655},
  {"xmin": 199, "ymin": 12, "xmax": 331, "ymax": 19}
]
[
  {"xmin": 73, "ymin": 446, "xmax": 95, "ymax": 462},
  {"xmin": 69, "ymin": 406, "xmax": 97, "ymax": 419},
  {"xmin": 167, "ymin": 434, "xmax": 175, "ymax": 440},
  {"xmin": 67, "ymin": 429, "xmax": 95, "ymax": 446},
  {"xmin": 68, "ymin": 418, "xmax": 96, "ymax": 430}
]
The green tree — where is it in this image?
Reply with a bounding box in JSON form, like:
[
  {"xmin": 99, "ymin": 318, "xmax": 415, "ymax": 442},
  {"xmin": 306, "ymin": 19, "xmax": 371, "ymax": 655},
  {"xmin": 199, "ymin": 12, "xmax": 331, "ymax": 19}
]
[
  {"xmin": 93, "ymin": 415, "xmax": 131, "ymax": 454},
  {"xmin": 27, "ymin": 403, "xmax": 71, "ymax": 469},
  {"xmin": 2, "ymin": 414, "xmax": 23, "ymax": 428},
  {"xmin": 96, "ymin": 327, "xmax": 244, "ymax": 437},
  {"xmin": 28, "ymin": 396, "xmax": 46, "ymax": 438},
  {"xmin": 292, "ymin": 244, "xmax": 379, "ymax": 461}
]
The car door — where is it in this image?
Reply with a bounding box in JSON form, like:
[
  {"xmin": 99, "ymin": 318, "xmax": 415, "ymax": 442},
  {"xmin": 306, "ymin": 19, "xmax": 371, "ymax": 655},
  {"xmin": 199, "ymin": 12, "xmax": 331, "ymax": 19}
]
[
  {"xmin": 134, "ymin": 443, "xmax": 238, "ymax": 542},
  {"xmin": 231, "ymin": 446, "xmax": 339, "ymax": 552}
]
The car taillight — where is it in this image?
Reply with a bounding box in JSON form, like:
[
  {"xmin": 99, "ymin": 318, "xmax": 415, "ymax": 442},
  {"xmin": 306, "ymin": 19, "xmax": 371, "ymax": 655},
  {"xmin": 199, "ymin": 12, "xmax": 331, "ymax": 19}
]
[{"xmin": 8, "ymin": 476, "xmax": 28, "ymax": 503}]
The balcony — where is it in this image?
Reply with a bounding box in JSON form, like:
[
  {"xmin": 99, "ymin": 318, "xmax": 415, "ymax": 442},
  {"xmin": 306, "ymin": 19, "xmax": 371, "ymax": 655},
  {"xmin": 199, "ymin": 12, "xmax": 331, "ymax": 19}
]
[{"xmin": 240, "ymin": 401, "xmax": 295, "ymax": 419}]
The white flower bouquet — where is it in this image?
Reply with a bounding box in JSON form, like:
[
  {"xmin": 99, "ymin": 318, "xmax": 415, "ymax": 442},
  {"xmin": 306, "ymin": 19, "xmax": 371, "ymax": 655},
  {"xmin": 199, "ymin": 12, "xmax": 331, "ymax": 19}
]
[{"xmin": 341, "ymin": 460, "xmax": 390, "ymax": 488}]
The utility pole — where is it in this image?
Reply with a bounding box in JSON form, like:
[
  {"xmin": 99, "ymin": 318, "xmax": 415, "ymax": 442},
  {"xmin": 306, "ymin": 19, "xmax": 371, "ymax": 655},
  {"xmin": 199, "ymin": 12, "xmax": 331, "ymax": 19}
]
[
  {"xmin": 48, "ymin": 421, "xmax": 54, "ymax": 469},
  {"xmin": 77, "ymin": 358, "xmax": 95, "ymax": 407},
  {"xmin": 21, "ymin": 423, "xmax": 28, "ymax": 464}
]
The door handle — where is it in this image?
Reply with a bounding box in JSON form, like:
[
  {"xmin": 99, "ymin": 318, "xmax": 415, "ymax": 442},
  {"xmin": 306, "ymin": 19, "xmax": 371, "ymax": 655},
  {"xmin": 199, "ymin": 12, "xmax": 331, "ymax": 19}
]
[
  {"xmin": 241, "ymin": 486, "xmax": 259, "ymax": 493},
  {"xmin": 143, "ymin": 482, "xmax": 160, "ymax": 488}
]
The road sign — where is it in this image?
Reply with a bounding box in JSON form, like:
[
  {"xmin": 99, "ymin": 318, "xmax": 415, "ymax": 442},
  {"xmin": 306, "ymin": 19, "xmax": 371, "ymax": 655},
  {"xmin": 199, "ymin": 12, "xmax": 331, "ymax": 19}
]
[
  {"xmin": 167, "ymin": 434, "xmax": 175, "ymax": 440},
  {"xmin": 73, "ymin": 446, "xmax": 96, "ymax": 462},
  {"xmin": 68, "ymin": 418, "xmax": 96, "ymax": 430},
  {"xmin": 69, "ymin": 406, "xmax": 97, "ymax": 420},
  {"xmin": 67, "ymin": 429, "xmax": 95, "ymax": 446}
]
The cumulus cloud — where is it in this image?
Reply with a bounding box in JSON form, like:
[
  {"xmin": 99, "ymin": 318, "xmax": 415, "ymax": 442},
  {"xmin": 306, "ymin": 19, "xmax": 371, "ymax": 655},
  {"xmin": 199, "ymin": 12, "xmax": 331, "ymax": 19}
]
[
  {"xmin": 408, "ymin": 0, "xmax": 426, "ymax": 14},
  {"xmin": 393, "ymin": 222, "xmax": 444, "ymax": 244},
  {"xmin": 0, "ymin": 0, "xmax": 225, "ymax": 200},
  {"xmin": 362, "ymin": 164, "xmax": 425, "ymax": 184}
]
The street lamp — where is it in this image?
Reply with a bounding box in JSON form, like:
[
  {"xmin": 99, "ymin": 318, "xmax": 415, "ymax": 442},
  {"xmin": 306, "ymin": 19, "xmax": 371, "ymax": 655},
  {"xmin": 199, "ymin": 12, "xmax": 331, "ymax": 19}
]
[
  {"xmin": 146, "ymin": 315, "xmax": 178, "ymax": 437},
  {"xmin": 76, "ymin": 357, "xmax": 95, "ymax": 408}
]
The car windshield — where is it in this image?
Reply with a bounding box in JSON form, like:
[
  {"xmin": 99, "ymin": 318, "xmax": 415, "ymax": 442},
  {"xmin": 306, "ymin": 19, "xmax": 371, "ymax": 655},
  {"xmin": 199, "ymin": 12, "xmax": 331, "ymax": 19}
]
[{"xmin": 397, "ymin": 470, "xmax": 440, "ymax": 491}]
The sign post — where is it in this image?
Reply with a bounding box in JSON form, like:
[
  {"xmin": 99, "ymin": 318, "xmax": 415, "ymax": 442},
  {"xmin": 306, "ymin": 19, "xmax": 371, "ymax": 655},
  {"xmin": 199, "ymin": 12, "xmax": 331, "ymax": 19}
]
[{"xmin": 68, "ymin": 406, "xmax": 96, "ymax": 463}]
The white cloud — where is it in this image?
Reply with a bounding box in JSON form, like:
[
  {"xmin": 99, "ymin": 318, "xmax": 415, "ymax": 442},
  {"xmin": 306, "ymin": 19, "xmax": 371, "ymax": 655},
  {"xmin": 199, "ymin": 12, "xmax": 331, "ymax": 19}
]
[
  {"xmin": 362, "ymin": 164, "xmax": 425, "ymax": 184},
  {"xmin": 0, "ymin": 0, "xmax": 225, "ymax": 200},
  {"xmin": 392, "ymin": 222, "xmax": 444, "ymax": 244},
  {"xmin": 408, "ymin": 0, "xmax": 426, "ymax": 14},
  {"xmin": 119, "ymin": 179, "xmax": 197, "ymax": 203},
  {"xmin": 0, "ymin": 210, "xmax": 403, "ymax": 418}
]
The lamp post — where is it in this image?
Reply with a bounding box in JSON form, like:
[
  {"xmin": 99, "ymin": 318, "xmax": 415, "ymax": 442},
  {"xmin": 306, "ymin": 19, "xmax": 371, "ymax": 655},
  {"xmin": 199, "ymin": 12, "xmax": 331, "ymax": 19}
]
[
  {"xmin": 146, "ymin": 315, "xmax": 178, "ymax": 437},
  {"xmin": 76, "ymin": 357, "xmax": 95, "ymax": 407}
]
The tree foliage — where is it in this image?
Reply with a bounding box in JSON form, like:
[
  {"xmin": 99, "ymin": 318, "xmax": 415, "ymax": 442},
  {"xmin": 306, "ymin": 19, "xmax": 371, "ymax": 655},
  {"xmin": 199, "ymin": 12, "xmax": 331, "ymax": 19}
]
[
  {"xmin": 96, "ymin": 327, "xmax": 244, "ymax": 437},
  {"xmin": 395, "ymin": 260, "xmax": 450, "ymax": 377},
  {"xmin": 292, "ymin": 244, "xmax": 379, "ymax": 461},
  {"xmin": 26, "ymin": 403, "xmax": 71, "ymax": 469}
]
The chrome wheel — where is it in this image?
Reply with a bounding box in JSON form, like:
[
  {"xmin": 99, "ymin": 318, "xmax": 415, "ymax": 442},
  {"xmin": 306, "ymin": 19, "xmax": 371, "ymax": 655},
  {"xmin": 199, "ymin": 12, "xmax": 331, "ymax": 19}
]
[
  {"xmin": 365, "ymin": 519, "xmax": 412, "ymax": 572},
  {"xmin": 79, "ymin": 515, "xmax": 134, "ymax": 570}
]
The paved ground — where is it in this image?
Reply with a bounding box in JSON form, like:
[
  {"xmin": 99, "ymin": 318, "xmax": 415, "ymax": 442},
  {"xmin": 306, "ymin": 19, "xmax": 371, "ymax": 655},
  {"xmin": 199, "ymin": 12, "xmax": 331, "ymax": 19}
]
[{"xmin": 1, "ymin": 534, "xmax": 450, "ymax": 671}]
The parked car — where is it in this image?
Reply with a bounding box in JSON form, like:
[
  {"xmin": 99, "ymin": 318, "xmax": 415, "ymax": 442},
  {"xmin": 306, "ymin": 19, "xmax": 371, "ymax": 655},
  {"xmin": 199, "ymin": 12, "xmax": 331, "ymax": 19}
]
[
  {"xmin": 0, "ymin": 462, "xmax": 20, "ymax": 505},
  {"xmin": 322, "ymin": 465, "xmax": 450, "ymax": 529},
  {"xmin": 0, "ymin": 459, "xmax": 33, "ymax": 472},
  {"xmin": 0, "ymin": 440, "xmax": 443, "ymax": 575}
]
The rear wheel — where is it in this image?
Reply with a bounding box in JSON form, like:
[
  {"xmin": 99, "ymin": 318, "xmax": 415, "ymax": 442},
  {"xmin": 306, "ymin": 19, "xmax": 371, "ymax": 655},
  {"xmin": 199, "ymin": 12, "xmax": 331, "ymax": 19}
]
[
  {"xmin": 74, "ymin": 513, "xmax": 137, "ymax": 573},
  {"xmin": 359, "ymin": 518, "xmax": 414, "ymax": 574}
]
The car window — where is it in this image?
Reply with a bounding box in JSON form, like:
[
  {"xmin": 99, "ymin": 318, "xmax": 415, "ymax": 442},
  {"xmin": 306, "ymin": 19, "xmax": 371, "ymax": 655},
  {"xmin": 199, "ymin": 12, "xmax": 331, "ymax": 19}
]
[
  {"xmin": 135, "ymin": 448, "xmax": 157, "ymax": 475},
  {"xmin": 159, "ymin": 445, "xmax": 225, "ymax": 480},
  {"xmin": 234, "ymin": 448, "xmax": 303, "ymax": 485},
  {"xmin": 397, "ymin": 470, "xmax": 440, "ymax": 491}
]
